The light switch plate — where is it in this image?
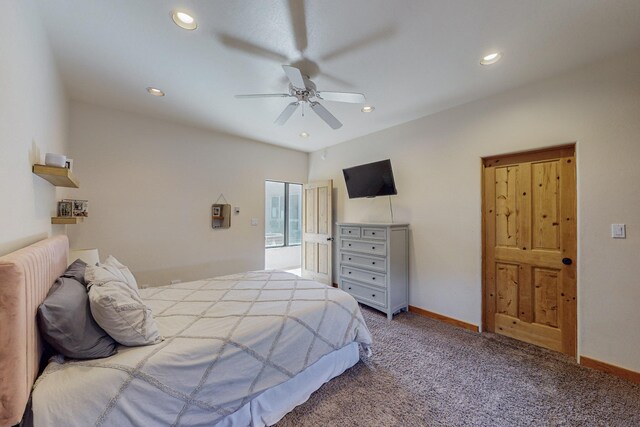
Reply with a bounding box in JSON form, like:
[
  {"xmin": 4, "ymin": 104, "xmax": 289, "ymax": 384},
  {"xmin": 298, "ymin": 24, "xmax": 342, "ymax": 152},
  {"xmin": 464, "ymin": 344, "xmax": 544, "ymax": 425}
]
[
  {"xmin": 234, "ymin": 207, "xmax": 240, "ymax": 214},
  {"xmin": 611, "ymin": 224, "xmax": 626, "ymax": 239},
  {"xmin": 251, "ymin": 218, "xmax": 258, "ymax": 226}
]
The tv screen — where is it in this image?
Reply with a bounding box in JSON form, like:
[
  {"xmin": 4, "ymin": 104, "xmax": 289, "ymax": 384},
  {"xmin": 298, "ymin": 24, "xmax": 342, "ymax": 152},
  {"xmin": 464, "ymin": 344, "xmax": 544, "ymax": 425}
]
[{"xmin": 342, "ymin": 159, "xmax": 397, "ymax": 199}]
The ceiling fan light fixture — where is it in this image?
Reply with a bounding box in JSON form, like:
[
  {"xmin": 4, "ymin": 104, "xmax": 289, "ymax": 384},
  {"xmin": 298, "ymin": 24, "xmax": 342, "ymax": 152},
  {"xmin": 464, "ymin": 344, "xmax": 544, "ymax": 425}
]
[
  {"xmin": 299, "ymin": 132, "xmax": 310, "ymax": 138},
  {"xmin": 171, "ymin": 10, "xmax": 197, "ymax": 30},
  {"xmin": 146, "ymin": 87, "xmax": 165, "ymax": 97},
  {"xmin": 480, "ymin": 52, "xmax": 502, "ymax": 65}
]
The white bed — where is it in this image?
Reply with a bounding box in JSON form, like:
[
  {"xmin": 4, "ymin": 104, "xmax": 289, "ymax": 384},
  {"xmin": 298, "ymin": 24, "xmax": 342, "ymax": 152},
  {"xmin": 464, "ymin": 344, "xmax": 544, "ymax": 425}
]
[{"xmin": 27, "ymin": 266, "xmax": 372, "ymax": 426}]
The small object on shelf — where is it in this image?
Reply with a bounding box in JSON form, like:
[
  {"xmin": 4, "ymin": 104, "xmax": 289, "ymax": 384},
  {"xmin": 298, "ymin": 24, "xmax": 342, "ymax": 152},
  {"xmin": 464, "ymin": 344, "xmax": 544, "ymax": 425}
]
[
  {"xmin": 212, "ymin": 204, "xmax": 231, "ymax": 229},
  {"xmin": 44, "ymin": 153, "xmax": 67, "ymax": 168},
  {"xmin": 52, "ymin": 217, "xmax": 84, "ymax": 225},
  {"xmin": 63, "ymin": 199, "xmax": 89, "ymax": 217},
  {"xmin": 33, "ymin": 164, "xmax": 79, "ymax": 188},
  {"xmin": 58, "ymin": 201, "xmax": 73, "ymax": 217}
]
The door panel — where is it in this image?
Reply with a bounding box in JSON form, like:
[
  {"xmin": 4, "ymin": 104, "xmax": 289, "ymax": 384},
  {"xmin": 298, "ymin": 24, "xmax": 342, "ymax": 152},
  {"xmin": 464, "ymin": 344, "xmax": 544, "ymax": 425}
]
[
  {"xmin": 496, "ymin": 263, "xmax": 519, "ymax": 318},
  {"xmin": 483, "ymin": 146, "xmax": 576, "ymax": 356},
  {"xmin": 301, "ymin": 180, "xmax": 333, "ymax": 285},
  {"xmin": 533, "ymin": 268, "xmax": 560, "ymax": 327},
  {"xmin": 532, "ymin": 161, "xmax": 560, "ymax": 250}
]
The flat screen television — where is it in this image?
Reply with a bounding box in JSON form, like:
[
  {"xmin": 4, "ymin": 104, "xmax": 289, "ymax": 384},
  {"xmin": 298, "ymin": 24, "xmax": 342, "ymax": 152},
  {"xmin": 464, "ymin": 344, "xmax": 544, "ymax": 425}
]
[{"xmin": 342, "ymin": 159, "xmax": 397, "ymax": 199}]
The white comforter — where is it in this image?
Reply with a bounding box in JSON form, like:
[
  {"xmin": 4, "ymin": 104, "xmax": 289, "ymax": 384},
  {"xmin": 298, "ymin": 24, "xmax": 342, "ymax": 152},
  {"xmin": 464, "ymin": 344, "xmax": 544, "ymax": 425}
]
[{"xmin": 32, "ymin": 271, "xmax": 372, "ymax": 427}]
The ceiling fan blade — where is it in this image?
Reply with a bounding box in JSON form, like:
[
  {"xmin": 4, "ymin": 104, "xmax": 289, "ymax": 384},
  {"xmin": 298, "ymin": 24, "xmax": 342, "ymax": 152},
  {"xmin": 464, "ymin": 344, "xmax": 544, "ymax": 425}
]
[
  {"xmin": 310, "ymin": 102, "xmax": 343, "ymax": 129},
  {"xmin": 287, "ymin": 0, "xmax": 308, "ymax": 53},
  {"xmin": 317, "ymin": 71, "xmax": 353, "ymax": 88},
  {"xmin": 282, "ymin": 65, "xmax": 307, "ymax": 89},
  {"xmin": 235, "ymin": 94, "xmax": 293, "ymax": 99},
  {"xmin": 319, "ymin": 27, "xmax": 395, "ymax": 62},
  {"xmin": 217, "ymin": 33, "xmax": 288, "ymax": 63},
  {"xmin": 316, "ymin": 91, "xmax": 366, "ymax": 104},
  {"xmin": 274, "ymin": 102, "xmax": 300, "ymax": 125}
]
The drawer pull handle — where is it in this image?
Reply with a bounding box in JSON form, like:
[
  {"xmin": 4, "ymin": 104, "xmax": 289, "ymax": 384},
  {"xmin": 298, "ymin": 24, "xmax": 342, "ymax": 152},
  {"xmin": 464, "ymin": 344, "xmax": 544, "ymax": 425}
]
[
  {"xmin": 348, "ymin": 287, "xmax": 352, "ymax": 290},
  {"xmin": 348, "ymin": 271, "xmax": 351, "ymax": 274},
  {"xmin": 372, "ymin": 232, "xmax": 376, "ymax": 235},
  {"xmin": 348, "ymin": 230, "xmax": 352, "ymax": 233},
  {"xmin": 348, "ymin": 244, "xmax": 352, "ymax": 247},
  {"xmin": 372, "ymin": 262, "xmax": 375, "ymax": 265},
  {"xmin": 372, "ymin": 246, "xmax": 375, "ymax": 250},
  {"xmin": 372, "ymin": 294, "xmax": 376, "ymax": 297},
  {"xmin": 348, "ymin": 257, "xmax": 352, "ymax": 260},
  {"xmin": 372, "ymin": 277, "xmax": 376, "ymax": 280}
]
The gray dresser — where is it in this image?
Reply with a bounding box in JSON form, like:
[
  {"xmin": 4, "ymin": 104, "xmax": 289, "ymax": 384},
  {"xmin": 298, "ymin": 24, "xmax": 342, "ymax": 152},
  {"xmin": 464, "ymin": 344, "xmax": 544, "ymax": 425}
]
[{"xmin": 337, "ymin": 222, "xmax": 409, "ymax": 319}]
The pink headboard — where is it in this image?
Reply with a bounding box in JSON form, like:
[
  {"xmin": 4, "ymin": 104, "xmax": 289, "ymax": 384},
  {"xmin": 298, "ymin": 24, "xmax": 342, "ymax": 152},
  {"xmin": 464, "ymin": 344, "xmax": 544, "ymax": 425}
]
[{"xmin": 0, "ymin": 235, "xmax": 68, "ymax": 426}]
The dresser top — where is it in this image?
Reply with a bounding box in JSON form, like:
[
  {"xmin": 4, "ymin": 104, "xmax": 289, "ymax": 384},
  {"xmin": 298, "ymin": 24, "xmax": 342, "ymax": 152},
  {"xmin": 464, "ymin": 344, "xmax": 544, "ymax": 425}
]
[{"xmin": 337, "ymin": 222, "xmax": 409, "ymax": 227}]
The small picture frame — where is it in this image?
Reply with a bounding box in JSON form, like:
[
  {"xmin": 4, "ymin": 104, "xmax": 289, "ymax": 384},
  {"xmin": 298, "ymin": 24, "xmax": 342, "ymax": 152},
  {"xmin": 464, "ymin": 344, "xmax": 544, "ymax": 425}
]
[
  {"xmin": 63, "ymin": 199, "xmax": 89, "ymax": 217},
  {"xmin": 73, "ymin": 200, "xmax": 88, "ymax": 217},
  {"xmin": 212, "ymin": 206, "xmax": 222, "ymax": 216},
  {"xmin": 58, "ymin": 201, "xmax": 72, "ymax": 217}
]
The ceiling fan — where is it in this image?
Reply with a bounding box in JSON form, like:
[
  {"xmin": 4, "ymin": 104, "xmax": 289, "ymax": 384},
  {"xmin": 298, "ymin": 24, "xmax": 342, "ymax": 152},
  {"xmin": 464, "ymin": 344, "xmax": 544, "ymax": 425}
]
[{"xmin": 235, "ymin": 65, "xmax": 366, "ymax": 130}]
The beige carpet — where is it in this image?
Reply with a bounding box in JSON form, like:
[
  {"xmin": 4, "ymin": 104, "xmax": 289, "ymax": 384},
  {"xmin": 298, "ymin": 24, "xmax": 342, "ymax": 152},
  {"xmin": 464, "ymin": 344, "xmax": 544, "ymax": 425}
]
[{"xmin": 277, "ymin": 306, "xmax": 640, "ymax": 426}]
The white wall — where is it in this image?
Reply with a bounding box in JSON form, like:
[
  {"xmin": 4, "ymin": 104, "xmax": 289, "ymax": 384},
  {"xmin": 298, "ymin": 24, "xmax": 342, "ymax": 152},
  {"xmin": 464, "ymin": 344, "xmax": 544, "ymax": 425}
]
[
  {"xmin": 309, "ymin": 48, "xmax": 640, "ymax": 372},
  {"xmin": 66, "ymin": 102, "xmax": 308, "ymax": 285},
  {"xmin": 0, "ymin": 0, "xmax": 68, "ymax": 255}
]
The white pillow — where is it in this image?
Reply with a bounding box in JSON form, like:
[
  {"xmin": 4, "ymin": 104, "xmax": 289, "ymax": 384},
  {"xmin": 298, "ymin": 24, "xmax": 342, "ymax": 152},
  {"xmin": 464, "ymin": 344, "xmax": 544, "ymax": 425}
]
[
  {"xmin": 101, "ymin": 255, "xmax": 138, "ymax": 293},
  {"xmin": 86, "ymin": 265, "xmax": 162, "ymax": 346}
]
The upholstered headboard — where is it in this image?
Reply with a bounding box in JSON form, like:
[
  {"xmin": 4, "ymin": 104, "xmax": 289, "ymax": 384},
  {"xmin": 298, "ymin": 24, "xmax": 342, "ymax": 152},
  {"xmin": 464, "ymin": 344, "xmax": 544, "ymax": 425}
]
[{"xmin": 0, "ymin": 235, "xmax": 68, "ymax": 426}]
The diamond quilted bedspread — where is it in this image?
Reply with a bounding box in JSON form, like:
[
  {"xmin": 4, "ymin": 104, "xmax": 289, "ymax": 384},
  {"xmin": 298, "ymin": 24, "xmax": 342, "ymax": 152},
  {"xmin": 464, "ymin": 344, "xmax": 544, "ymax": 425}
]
[{"xmin": 32, "ymin": 271, "xmax": 372, "ymax": 426}]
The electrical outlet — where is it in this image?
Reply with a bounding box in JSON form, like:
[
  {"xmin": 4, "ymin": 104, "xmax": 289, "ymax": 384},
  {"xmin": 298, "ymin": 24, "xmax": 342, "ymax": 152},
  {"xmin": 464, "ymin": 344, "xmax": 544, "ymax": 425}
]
[{"xmin": 170, "ymin": 279, "xmax": 182, "ymax": 285}]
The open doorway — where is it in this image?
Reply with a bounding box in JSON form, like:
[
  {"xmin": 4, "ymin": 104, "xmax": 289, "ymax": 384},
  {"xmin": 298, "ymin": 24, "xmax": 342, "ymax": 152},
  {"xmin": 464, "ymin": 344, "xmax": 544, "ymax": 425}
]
[{"xmin": 265, "ymin": 180, "xmax": 302, "ymax": 275}]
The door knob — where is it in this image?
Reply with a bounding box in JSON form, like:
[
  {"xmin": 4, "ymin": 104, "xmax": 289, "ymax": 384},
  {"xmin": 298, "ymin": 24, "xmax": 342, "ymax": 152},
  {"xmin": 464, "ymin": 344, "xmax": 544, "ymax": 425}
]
[
  {"xmin": 562, "ymin": 257, "xmax": 573, "ymax": 265},
  {"xmin": 326, "ymin": 237, "xmax": 334, "ymax": 241}
]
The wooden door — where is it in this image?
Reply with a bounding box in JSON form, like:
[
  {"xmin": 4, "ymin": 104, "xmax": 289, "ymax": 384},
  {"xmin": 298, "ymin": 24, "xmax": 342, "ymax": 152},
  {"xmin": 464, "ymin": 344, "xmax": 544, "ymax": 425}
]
[
  {"xmin": 483, "ymin": 145, "xmax": 577, "ymax": 356},
  {"xmin": 301, "ymin": 180, "xmax": 333, "ymax": 285}
]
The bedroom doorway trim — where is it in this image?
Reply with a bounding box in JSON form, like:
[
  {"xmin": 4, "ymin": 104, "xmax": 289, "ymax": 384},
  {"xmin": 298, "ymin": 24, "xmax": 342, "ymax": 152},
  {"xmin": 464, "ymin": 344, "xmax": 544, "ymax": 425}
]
[
  {"xmin": 482, "ymin": 144, "xmax": 577, "ymax": 357},
  {"xmin": 301, "ymin": 180, "xmax": 333, "ymax": 285}
]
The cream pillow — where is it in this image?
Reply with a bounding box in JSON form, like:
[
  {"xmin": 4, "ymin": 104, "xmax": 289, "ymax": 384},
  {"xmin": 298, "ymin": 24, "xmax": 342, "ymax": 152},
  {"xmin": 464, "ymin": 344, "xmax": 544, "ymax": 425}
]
[
  {"xmin": 101, "ymin": 255, "xmax": 138, "ymax": 293},
  {"xmin": 86, "ymin": 265, "xmax": 162, "ymax": 346}
]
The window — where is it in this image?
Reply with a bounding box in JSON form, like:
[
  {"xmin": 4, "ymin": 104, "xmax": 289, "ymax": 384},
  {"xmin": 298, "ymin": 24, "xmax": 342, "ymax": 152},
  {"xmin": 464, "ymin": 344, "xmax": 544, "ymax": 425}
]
[{"xmin": 265, "ymin": 181, "xmax": 302, "ymax": 248}]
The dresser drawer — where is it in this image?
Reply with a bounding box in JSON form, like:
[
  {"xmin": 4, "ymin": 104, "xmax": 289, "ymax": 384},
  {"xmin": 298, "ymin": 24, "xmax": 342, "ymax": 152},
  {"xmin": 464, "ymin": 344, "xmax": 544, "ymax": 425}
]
[
  {"xmin": 339, "ymin": 226, "xmax": 361, "ymax": 238},
  {"xmin": 341, "ymin": 266, "xmax": 386, "ymax": 288},
  {"xmin": 341, "ymin": 280, "xmax": 386, "ymax": 308},
  {"xmin": 362, "ymin": 227, "xmax": 386, "ymax": 240},
  {"xmin": 340, "ymin": 239, "xmax": 386, "ymax": 256},
  {"xmin": 340, "ymin": 253, "xmax": 386, "ymax": 272}
]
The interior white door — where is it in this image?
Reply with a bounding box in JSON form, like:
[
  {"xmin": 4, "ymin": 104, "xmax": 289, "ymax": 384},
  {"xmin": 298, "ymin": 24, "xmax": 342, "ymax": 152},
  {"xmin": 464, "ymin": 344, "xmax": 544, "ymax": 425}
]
[{"xmin": 301, "ymin": 180, "xmax": 333, "ymax": 285}]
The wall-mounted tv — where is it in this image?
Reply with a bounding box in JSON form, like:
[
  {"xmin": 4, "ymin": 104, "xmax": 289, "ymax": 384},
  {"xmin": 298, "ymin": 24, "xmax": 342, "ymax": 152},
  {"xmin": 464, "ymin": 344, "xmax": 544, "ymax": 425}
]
[{"xmin": 342, "ymin": 159, "xmax": 397, "ymax": 199}]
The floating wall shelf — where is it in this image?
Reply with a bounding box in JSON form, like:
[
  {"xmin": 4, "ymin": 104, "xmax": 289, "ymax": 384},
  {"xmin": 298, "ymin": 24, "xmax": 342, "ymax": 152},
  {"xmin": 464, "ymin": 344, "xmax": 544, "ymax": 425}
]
[
  {"xmin": 33, "ymin": 164, "xmax": 79, "ymax": 188},
  {"xmin": 51, "ymin": 217, "xmax": 84, "ymax": 225}
]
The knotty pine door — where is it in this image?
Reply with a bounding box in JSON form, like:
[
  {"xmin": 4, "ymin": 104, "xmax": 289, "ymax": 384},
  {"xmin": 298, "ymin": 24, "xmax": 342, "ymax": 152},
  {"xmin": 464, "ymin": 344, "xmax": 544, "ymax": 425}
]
[
  {"xmin": 483, "ymin": 145, "xmax": 577, "ymax": 356},
  {"xmin": 301, "ymin": 180, "xmax": 333, "ymax": 285}
]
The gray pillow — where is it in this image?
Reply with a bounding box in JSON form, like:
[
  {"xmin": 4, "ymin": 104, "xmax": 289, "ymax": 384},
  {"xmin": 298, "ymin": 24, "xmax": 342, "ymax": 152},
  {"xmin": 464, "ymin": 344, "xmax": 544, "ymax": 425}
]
[
  {"xmin": 62, "ymin": 258, "xmax": 88, "ymax": 285},
  {"xmin": 37, "ymin": 277, "xmax": 117, "ymax": 359}
]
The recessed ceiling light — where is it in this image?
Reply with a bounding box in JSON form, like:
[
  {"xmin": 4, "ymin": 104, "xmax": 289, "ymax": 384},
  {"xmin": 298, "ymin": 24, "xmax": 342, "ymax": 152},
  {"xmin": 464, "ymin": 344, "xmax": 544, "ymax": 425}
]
[
  {"xmin": 361, "ymin": 106, "xmax": 375, "ymax": 113},
  {"xmin": 299, "ymin": 132, "xmax": 310, "ymax": 138},
  {"xmin": 146, "ymin": 87, "xmax": 165, "ymax": 97},
  {"xmin": 171, "ymin": 10, "xmax": 197, "ymax": 30},
  {"xmin": 480, "ymin": 52, "xmax": 502, "ymax": 65}
]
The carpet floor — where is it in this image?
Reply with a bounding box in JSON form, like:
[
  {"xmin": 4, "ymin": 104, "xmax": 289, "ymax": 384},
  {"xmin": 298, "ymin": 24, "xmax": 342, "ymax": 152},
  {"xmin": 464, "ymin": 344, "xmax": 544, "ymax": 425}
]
[{"xmin": 277, "ymin": 306, "xmax": 640, "ymax": 426}]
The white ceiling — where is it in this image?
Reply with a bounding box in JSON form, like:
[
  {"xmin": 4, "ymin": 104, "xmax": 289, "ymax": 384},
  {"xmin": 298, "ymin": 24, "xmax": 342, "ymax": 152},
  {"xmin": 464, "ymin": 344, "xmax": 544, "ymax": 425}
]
[{"xmin": 36, "ymin": 0, "xmax": 640, "ymax": 152}]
